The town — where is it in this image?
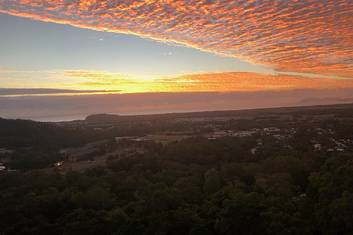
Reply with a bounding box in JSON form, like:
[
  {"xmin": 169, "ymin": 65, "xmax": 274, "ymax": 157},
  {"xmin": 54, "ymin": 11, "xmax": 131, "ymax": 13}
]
[{"xmin": 1, "ymin": 104, "xmax": 352, "ymax": 174}]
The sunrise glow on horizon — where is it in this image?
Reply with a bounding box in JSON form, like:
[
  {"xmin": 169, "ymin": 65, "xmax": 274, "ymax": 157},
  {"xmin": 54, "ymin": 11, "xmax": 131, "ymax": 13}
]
[{"xmin": 0, "ymin": 0, "xmax": 353, "ymax": 95}]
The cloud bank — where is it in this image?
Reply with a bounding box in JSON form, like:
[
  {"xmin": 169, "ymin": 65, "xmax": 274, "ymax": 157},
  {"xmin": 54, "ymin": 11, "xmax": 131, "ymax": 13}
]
[
  {"xmin": 64, "ymin": 71, "xmax": 353, "ymax": 92},
  {"xmin": 1, "ymin": 0, "xmax": 352, "ymax": 77},
  {"xmin": 3, "ymin": 70, "xmax": 353, "ymax": 93},
  {"xmin": 0, "ymin": 88, "xmax": 120, "ymax": 97}
]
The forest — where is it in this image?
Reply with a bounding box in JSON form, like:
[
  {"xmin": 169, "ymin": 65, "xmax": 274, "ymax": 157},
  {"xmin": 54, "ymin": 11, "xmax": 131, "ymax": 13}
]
[{"xmin": 1, "ymin": 104, "xmax": 353, "ymax": 235}]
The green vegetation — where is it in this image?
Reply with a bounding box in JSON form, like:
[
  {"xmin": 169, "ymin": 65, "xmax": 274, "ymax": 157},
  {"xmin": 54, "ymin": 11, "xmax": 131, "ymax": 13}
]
[{"xmin": 1, "ymin": 104, "xmax": 353, "ymax": 234}]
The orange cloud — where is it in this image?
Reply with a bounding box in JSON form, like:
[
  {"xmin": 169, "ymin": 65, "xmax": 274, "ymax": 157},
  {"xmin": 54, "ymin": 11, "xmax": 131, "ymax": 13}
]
[
  {"xmin": 1, "ymin": 0, "xmax": 352, "ymax": 77},
  {"xmin": 3, "ymin": 69, "xmax": 353, "ymax": 92},
  {"xmin": 159, "ymin": 72, "xmax": 353, "ymax": 92},
  {"xmin": 62, "ymin": 70, "xmax": 353, "ymax": 93},
  {"xmin": 0, "ymin": 0, "xmax": 353, "ymax": 77}
]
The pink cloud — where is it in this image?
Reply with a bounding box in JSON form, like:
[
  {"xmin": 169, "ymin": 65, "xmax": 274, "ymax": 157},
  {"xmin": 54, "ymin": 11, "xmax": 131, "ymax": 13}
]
[{"xmin": 1, "ymin": 0, "xmax": 352, "ymax": 77}]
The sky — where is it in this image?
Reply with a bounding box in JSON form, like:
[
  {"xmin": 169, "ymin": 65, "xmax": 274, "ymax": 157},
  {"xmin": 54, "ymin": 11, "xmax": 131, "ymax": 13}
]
[
  {"xmin": 0, "ymin": 12, "xmax": 275, "ymax": 91},
  {"xmin": 0, "ymin": 13, "xmax": 273, "ymax": 78},
  {"xmin": 0, "ymin": 0, "xmax": 353, "ymax": 119}
]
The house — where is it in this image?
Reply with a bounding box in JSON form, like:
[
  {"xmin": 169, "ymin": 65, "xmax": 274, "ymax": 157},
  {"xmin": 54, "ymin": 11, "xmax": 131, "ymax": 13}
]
[
  {"xmin": 250, "ymin": 147, "xmax": 257, "ymax": 155},
  {"xmin": 54, "ymin": 161, "xmax": 64, "ymax": 167},
  {"xmin": 263, "ymin": 127, "xmax": 281, "ymax": 132},
  {"xmin": 313, "ymin": 144, "xmax": 322, "ymax": 151},
  {"xmin": 273, "ymin": 134, "xmax": 285, "ymax": 140},
  {"xmin": 115, "ymin": 136, "xmax": 136, "ymax": 142},
  {"xmin": 232, "ymin": 130, "xmax": 257, "ymax": 137},
  {"xmin": 0, "ymin": 148, "xmax": 14, "ymax": 155},
  {"xmin": 0, "ymin": 163, "xmax": 6, "ymax": 171}
]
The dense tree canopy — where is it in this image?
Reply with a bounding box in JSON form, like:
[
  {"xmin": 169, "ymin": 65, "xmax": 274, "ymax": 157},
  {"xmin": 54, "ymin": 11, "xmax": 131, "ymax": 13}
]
[{"xmin": 1, "ymin": 104, "xmax": 353, "ymax": 234}]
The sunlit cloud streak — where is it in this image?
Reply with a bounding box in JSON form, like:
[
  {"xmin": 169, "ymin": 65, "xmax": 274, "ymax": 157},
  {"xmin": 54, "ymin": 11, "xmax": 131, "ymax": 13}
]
[
  {"xmin": 3, "ymin": 69, "xmax": 353, "ymax": 93},
  {"xmin": 0, "ymin": 88, "xmax": 120, "ymax": 97},
  {"xmin": 64, "ymin": 70, "xmax": 353, "ymax": 93},
  {"xmin": 1, "ymin": 0, "xmax": 352, "ymax": 77}
]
